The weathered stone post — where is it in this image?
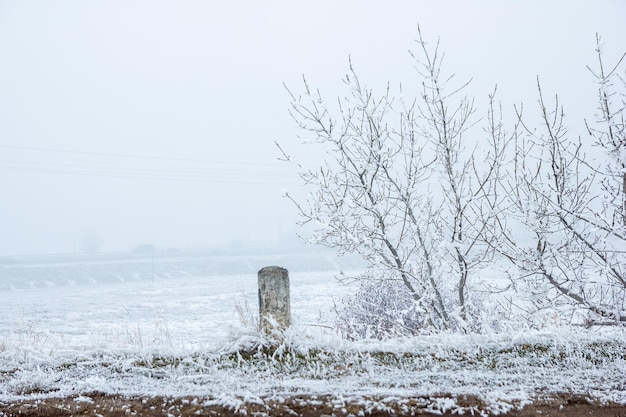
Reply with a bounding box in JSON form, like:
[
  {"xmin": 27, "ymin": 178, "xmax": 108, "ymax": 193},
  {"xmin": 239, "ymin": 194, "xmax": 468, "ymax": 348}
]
[{"xmin": 257, "ymin": 266, "xmax": 291, "ymax": 333}]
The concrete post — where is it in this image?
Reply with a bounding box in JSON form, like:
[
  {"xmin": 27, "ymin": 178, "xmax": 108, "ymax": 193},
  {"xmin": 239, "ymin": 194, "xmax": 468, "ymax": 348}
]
[{"xmin": 257, "ymin": 266, "xmax": 291, "ymax": 333}]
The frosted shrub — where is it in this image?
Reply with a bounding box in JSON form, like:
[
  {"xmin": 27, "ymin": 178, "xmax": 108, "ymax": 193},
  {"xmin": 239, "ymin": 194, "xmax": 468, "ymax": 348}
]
[{"xmin": 335, "ymin": 274, "xmax": 427, "ymax": 340}]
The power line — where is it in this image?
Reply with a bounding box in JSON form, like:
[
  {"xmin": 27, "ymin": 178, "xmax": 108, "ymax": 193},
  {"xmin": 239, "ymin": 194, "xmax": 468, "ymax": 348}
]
[
  {"xmin": 0, "ymin": 156, "xmax": 289, "ymax": 178},
  {"xmin": 0, "ymin": 144, "xmax": 300, "ymax": 185},
  {"xmin": 0, "ymin": 162, "xmax": 297, "ymax": 185},
  {"xmin": 0, "ymin": 144, "xmax": 284, "ymax": 167}
]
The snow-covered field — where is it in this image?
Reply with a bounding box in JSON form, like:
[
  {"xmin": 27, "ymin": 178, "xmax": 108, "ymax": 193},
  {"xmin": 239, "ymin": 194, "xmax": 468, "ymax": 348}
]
[
  {"xmin": 0, "ymin": 259, "xmax": 625, "ymax": 414},
  {"xmin": 0, "ymin": 267, "xmax": 353, "ymax": 350}
]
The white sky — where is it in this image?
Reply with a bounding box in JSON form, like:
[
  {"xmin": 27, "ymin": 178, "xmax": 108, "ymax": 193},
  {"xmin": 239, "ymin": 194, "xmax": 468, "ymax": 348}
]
[{"xmin": 0, "ymin": 1, "xmax": 624, "ymax": 255}]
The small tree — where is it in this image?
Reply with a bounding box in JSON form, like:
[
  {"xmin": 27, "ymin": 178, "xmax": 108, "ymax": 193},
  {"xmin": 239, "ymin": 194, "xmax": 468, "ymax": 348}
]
[
  {"xmin": 282, "ymin": 30, "xmax": 504, "ymax": 333},
  {"xmin": 495, "ymin": 36, "xmax": 626, "ymax": 325}
]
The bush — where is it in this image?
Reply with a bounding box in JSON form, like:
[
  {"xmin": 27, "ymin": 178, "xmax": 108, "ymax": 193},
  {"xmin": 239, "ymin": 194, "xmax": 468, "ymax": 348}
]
[{"xmin": 334, "ymin": 274, "xmax": 428, "ymax": 340}]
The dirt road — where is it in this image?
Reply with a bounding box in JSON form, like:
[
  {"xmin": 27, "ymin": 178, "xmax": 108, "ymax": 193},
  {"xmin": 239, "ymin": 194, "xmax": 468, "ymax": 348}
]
[{"xmin": 1, "ymin": 393, "xmax": 624, "ymax": 416}]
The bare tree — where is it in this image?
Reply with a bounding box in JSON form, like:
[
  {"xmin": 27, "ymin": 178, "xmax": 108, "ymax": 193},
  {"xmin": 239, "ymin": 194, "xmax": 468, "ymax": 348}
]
[
  {"xmin": 496, "ymin": 36, "xmax": 626, "ymax": 326},
  {"xmin": 281, "ymin": 30, "xmax": 504, "ymax": 333}
]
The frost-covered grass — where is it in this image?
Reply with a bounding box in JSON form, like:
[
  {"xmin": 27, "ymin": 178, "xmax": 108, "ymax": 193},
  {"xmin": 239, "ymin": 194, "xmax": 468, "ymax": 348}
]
[{"xmin": 0, "ymin": 269, "xmax": 625, "ymax": 414}]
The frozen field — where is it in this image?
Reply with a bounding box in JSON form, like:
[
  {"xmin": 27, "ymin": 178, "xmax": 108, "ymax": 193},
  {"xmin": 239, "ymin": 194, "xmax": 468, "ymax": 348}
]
[
  {"xmin": 0, "ymin": 259, "xmax": 625, "ymax": 414},
  {"xmin": 0, "ymin": 269, "xmax": 355, "ymax": 350}
]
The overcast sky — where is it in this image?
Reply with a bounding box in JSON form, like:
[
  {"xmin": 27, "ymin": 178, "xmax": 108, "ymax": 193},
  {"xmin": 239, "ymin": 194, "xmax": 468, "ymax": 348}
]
[{"xmin": 0, "ymin": 1, "xmax": 624, "ymax": 256}]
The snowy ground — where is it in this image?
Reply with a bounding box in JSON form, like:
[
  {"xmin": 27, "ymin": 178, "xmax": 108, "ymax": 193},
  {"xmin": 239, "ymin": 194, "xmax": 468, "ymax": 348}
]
[{"xmin": 0, "ymin": 259, "xmax": 625, "ymax": 415}]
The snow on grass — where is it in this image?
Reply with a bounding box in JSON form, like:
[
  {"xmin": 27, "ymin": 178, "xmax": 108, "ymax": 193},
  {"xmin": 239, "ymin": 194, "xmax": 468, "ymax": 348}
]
[{"xmin": 0, "ymin": 269, "xmax": 625, "ymax": 414}]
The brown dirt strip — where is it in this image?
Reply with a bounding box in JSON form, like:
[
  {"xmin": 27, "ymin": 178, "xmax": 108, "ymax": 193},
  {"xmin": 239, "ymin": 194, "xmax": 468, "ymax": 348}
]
[{"xmin": 0, "ymin": 393, "xmax": 625, "ymax": 416}]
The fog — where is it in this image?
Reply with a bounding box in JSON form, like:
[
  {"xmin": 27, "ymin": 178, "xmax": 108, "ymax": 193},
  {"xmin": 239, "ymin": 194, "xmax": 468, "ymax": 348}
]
[{"xmin": 0, "ymin": 1, "xmax": 624, "ymax": 256}]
